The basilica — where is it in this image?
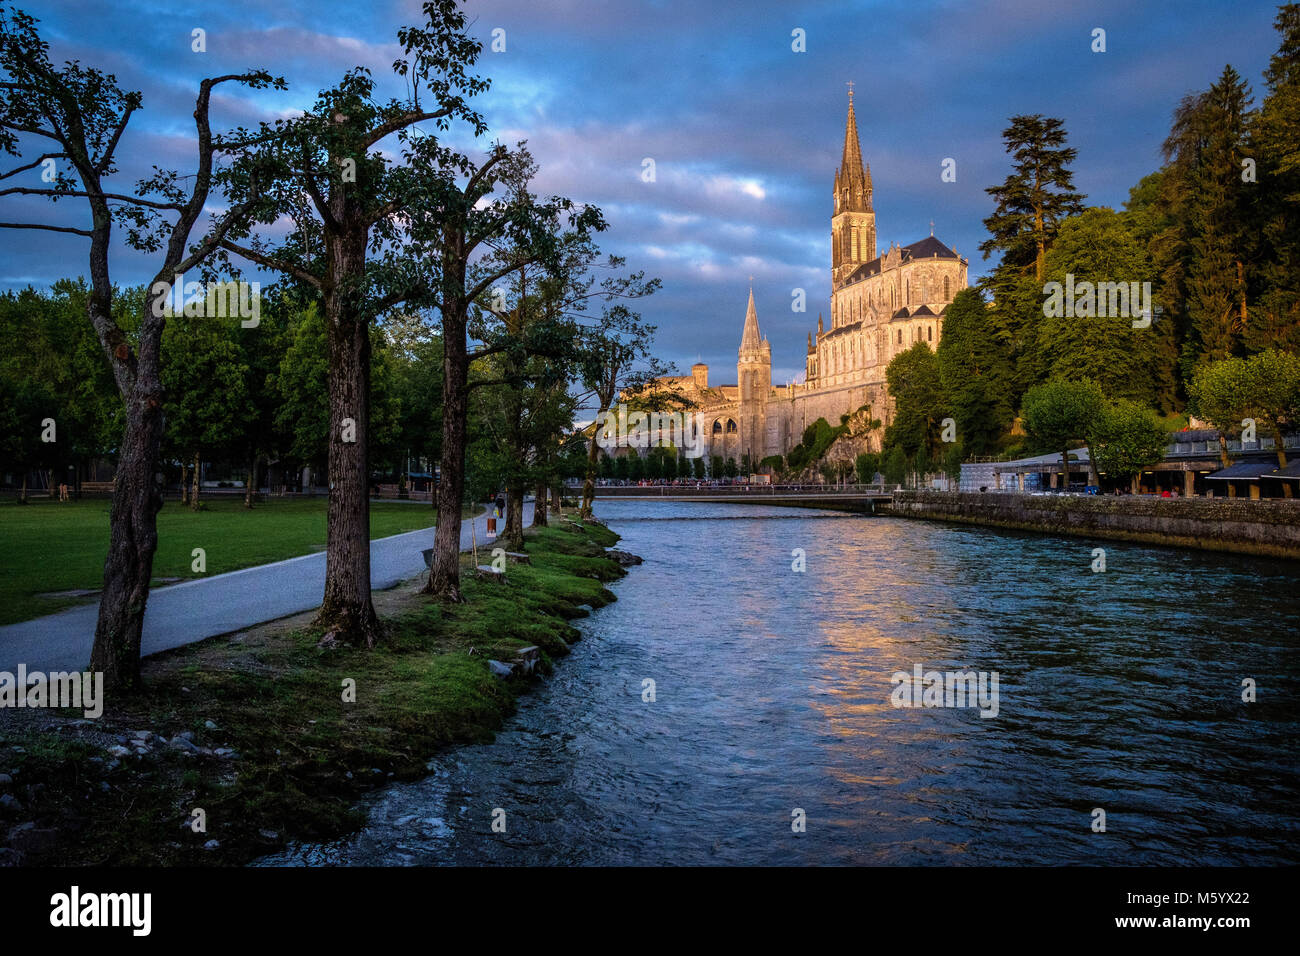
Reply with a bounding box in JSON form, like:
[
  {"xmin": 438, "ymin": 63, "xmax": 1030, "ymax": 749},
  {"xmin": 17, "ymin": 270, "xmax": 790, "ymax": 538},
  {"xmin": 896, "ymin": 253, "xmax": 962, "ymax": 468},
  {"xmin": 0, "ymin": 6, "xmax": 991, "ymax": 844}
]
[{"xmin": 655, "ymin": 89, "xmax": 969, "ymax": 466}]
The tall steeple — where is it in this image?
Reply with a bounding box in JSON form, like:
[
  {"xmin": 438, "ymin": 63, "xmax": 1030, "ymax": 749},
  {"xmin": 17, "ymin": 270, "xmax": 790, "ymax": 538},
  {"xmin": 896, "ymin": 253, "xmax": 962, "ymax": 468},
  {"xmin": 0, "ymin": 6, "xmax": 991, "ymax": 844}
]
[
  {"xmin": 831, "ymin": 84, "xmax": 878, "ymax": 293},
  {"xmin": 740, "ymin": 283, "xmax": 762, "ymax": 350},
  {"xmin": 835, "ymin": 84, "xmax": 872, "ymax": 214}
]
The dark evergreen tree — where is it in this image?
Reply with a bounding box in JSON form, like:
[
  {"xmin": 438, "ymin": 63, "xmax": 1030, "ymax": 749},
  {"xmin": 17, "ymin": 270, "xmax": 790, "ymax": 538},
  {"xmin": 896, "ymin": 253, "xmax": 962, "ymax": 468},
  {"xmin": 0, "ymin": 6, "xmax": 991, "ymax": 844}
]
[{"xmin": 935, "ymin": 287, "xmax": 1012, "ymax": 455}]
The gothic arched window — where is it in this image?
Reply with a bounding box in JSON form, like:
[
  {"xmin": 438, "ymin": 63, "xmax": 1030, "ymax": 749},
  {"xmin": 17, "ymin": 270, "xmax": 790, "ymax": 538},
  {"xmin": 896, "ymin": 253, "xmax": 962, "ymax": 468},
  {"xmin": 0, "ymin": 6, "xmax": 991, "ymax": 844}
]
[{"xmin": 944, "ymin": 275, "xmax": 951, "ymax": 299}]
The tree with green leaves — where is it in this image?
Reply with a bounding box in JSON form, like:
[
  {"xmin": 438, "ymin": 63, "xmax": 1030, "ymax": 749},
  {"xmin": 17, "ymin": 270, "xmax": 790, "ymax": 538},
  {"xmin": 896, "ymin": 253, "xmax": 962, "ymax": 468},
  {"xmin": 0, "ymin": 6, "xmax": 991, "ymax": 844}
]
[
  {"xmin": 0, "ymin": 281, "xmax": 121, "ymax": 495},
  {"xmin": 884, "ymin": 342, "xmax": 948, "ymax": 461},
  {"xmin": 1160, "ymin": 66, "xmax": 1256, "ymax": 370},
  {"xmin": 217, "ymin": 2, "xmax": 517, "ymax": 629},
  {"xmin": 571, "ymin": 265, "xmax": 668, "ymax": 517},
  {"xmin": 1088, "ymin": 400, "xmax": 1169, "ymax": 493},
  {"xmin": 883, "ymin": 445, "xmax": 908, "ymax": 486},
  {"xmin": 1122, "ymin": 172, "xmax": 1184, "ymax": 411},
  {"xmin": 1250, "ymin": 4, "xmax": 1300, "ymax": 356},
  {"xmin": 1186, "ymin": 355, "xmax": 1252, "ymax": 468},
  {"xmin": 384, "ymin": 312, "xmax": 444, "ymax": 497},
  {"xmin": 0, "ymin": 377, "xmax": 56, "ymax": 501},
  {"xmin": 0, "ymin": 6, "xmax": 282, "ymax": 688},
  {"xmin": 936, "ymin": 287, "xmax": 1012, "ymax": 455},
  {"xmin": 403, "ymin": 145, "xmax": 604, "ymax": 600},
  {"xmin": 980, "ymin": 115, "xmax": 1085, "ymax": 405},
  {"xmin": 1036, "ymin": 207, "xmax": 1159, "ymax": 405},
  {"xmin": 1243, "ymin": 348, "xmax": 1300, "ymax": 471},
  {"xmin": 854, "ymin": 451, "xmax": 881, "ymax": 485},
  {"xmin": 981, "ymin": 114, "xmax": 1086, "ymax": 284},
  {"xmin": 271, "ymin": 304, "xmax": 331, "ymax": 488},
  {"xmin": 1021, "ymin": 378, "xmax": 1106, "ymax": 487},
  {"xmin": 160, "ymin": 311, "xmax": 250, "ymax": 510}
]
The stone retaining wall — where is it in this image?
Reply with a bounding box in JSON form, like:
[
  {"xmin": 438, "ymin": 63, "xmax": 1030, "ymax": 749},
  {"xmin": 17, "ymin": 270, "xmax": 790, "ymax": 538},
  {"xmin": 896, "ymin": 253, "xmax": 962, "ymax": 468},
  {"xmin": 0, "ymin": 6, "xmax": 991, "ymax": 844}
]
[{"xmin": 884, "ymin": 491, "xmax": 1300, "ymax": 560}]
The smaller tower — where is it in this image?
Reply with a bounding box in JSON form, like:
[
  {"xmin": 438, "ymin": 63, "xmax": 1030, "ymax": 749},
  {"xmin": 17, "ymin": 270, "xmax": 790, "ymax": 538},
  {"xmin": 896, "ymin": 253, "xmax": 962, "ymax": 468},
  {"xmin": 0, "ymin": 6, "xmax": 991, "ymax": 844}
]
[{"xmin": 737, "ymin": 284, "xmax": 771, "ymax": 462}]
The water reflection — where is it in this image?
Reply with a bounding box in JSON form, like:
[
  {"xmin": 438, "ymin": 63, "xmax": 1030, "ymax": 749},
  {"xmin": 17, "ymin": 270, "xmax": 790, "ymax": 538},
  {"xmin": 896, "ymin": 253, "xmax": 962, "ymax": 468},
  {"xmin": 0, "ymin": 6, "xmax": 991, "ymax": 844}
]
[{"xmin": 258, "ymin": 500, "xmax": 1300, "ymax": 866}]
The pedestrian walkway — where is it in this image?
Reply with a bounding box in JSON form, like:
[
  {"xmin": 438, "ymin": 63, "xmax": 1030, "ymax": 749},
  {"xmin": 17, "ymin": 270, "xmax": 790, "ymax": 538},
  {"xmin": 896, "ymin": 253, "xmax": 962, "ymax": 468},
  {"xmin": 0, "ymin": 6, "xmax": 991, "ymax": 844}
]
[{"xmin": 0, "ymin": 500, "xmax": 533, "ymax": 673}]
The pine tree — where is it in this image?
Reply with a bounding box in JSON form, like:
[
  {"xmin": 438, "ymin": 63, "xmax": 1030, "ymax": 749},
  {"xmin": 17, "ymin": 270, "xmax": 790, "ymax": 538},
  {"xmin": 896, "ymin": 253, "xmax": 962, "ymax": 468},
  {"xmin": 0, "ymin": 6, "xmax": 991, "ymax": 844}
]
[
  {"xmin": 1162, "ymin": 67, "xmax": 1256, "ymax": 368},
  {"xmin": 1123, "ymin": 172, "xmax": 1183, "ymax": 411},
  {"xmin": 980, "ymin": 115, "xmax": 1085, "ymax": 409},
  {"xmin": 980, "ymin": 115, "xmax": 1086, "ymax": 284},
  {"xmin": 1250, "ymin": 4, "xmax": 1300, "ymax": 354}
]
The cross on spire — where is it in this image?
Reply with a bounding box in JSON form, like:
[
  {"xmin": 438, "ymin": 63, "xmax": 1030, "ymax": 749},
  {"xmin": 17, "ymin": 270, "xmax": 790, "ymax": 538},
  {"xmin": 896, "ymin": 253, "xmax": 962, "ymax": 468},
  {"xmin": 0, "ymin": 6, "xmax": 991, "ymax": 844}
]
[
  {"xmin": 930, "ymin": 220, "xmax": 934, "ymax": 236},
  {"xmin": 846, "ymin": 80, "xmax": 854, "ymax": 105}
]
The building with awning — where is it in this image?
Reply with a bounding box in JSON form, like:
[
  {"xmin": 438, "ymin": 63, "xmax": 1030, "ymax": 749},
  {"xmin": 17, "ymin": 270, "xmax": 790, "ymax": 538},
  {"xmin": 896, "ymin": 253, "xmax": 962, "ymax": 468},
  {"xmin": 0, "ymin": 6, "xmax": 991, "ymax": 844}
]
[
  {"xmin": 1205, "ymin": 461, "xmax": 1278, "ymax": 499},
  {"xmin": 1261, "ymin": 460, "xmax": 1300, "ymax": 496}
]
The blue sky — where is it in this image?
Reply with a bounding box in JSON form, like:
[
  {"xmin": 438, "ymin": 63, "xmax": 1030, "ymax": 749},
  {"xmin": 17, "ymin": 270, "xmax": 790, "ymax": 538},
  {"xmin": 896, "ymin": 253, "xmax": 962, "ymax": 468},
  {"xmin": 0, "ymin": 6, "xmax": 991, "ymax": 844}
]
[{"xmin": 0, "ymin": 0, "xmax": 1285, "ymax": 384}]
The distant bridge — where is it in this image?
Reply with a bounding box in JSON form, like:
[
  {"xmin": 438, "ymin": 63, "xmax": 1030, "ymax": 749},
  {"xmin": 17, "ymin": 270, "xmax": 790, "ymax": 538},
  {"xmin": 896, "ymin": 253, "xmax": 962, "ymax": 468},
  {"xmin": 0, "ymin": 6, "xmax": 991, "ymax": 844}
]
[{"xmin": 587, "ymin": 483, "xmax": 896, "ymax": 514}]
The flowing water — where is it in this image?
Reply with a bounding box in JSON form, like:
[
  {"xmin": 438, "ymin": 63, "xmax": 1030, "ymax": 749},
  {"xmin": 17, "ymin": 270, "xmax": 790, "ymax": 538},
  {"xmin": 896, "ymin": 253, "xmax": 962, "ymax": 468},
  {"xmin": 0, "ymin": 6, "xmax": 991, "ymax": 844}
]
[{"xmin": 258, "ymin": 499, "xmax": 1300, "ymax": 866}]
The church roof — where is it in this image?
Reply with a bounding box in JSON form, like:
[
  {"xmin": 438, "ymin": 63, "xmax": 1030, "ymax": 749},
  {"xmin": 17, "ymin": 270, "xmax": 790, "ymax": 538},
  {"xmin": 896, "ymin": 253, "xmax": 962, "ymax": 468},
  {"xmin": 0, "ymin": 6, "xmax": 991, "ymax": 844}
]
[
  {"xmin": 842, "ymin": 235, "xmax": 960, "ymax": 284},
  {"xmin": 890, "ymin": 304, "xmax": 948, "ymax": 322},
  {"xmin": 821, "ymin": 320, "xmax": 863, "ymax": 340},
  {"xmin": 740, "ymin": 286, "xmax": 763, "ymax": 350}
]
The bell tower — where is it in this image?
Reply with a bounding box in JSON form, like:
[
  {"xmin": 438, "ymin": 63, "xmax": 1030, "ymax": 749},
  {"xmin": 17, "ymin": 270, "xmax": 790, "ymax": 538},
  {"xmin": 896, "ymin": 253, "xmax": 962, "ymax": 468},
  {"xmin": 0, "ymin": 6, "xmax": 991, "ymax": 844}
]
[{"xmin": 831, "ymin": 83, "xmax": 876, "ymax": 295}]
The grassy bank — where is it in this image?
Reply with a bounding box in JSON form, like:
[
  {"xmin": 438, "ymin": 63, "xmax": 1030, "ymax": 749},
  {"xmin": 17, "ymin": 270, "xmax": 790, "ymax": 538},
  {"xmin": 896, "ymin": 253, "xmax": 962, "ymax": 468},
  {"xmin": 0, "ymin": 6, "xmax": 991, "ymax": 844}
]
[
  {"xmin": 0, "ymin": 498, "xmax": 448, "ymax": 625},
  {"xmin": 0, "ymin": 519, "xmax": 624, "ymax": 866}
]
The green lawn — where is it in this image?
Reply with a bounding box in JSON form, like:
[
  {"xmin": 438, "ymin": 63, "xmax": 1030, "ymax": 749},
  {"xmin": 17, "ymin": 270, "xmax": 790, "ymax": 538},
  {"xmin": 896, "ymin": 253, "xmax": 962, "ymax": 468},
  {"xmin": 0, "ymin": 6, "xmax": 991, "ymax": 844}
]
[{"xmin": 0, "ymin": 497, "xmax": 439, "ymax": 625}]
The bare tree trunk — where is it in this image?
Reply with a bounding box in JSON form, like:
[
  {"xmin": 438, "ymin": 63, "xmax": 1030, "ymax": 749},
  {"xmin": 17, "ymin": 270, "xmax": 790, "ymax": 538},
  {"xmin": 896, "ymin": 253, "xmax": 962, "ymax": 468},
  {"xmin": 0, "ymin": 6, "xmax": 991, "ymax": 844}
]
[
  {"xmin": 19, "ymin": 473, "xmax": 26, "ymax": 504},
  {"xmin": 581, "ymin": 431, "xmax": 600, "ymax": 518},
  {"xmin": 427, "ymin": 311, "xmax": 468, "ymax": 600},
  {"xmin": 179, "ymin": 462, "xmax": 189, "ymax": 506},
  {"xmin": 190, "ymin": 452, "xmax": 201, "ymax": 511},
  {"xmin": 1273, "ymin": 427, "xmax": 1291, "ymax": 497},
  {"xmin": 503, "ymin": 480, "xmax": 525, "ymax": 551},
  {"xmin": 244, "ymin": 453, "xmax": 256, "ymax": 509},
  {"xmin": 551, "ymin": 484, "xmax": 562, "ymax": 516},
  {"xmin": 89, "ymin": 387, "xmax": 165, "ymax": 691},
  {"xmin": 315, "ymin": 273, "xmax": 381, "ymax": 645},
  {"xmin": 531, "ymin": 481, "xmax": 548, "ymax": 527}
]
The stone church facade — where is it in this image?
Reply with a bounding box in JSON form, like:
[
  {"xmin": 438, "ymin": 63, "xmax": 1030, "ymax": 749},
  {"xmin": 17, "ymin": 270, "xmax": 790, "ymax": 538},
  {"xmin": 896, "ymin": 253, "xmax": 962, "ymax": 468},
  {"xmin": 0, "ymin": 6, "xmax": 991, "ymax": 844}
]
[{"xmin": 652, "ymin": 90, "xmax": 970, "ymax": 468}]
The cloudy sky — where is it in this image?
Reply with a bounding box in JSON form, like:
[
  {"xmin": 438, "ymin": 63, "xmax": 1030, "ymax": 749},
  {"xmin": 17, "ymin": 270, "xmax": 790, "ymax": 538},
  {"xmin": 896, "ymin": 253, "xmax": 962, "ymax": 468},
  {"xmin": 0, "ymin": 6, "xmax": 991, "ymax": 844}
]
[{"xmin": 0, "ymin": 0, "xmax": 1285, "ymax": 384}]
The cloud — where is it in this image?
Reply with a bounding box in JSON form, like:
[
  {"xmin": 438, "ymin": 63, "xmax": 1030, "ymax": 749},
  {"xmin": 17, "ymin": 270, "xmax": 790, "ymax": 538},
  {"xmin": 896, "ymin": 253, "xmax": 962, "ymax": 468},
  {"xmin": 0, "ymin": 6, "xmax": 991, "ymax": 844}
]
[{"xmin": 1, "ymin": 0, "xmax": 1284, "ymax": 383}]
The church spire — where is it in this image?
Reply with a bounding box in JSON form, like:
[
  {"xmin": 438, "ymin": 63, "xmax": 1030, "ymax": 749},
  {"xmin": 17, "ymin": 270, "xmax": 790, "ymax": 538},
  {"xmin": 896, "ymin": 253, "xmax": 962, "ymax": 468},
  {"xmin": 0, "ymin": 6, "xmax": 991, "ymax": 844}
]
[
  {"xmin": 835, "ymin": 85, "xmax": 872, "ymax": 214},
  {"xmin": 740, "ymin": 283, "xmax": 762, "ymax": 350}
]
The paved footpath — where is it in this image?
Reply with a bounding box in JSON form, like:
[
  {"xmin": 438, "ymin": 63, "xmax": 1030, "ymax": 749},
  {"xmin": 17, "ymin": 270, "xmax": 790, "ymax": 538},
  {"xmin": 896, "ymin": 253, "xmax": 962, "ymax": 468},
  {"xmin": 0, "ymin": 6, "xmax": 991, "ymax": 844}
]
[{"xmin": 0, "ymin": 499, "xmax": 534, "ymax": 674}]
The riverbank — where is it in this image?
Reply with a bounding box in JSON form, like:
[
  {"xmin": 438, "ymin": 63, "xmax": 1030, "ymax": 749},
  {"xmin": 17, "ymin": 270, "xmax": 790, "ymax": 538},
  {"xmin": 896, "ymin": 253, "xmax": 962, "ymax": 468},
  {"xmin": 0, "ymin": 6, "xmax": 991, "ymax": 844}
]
[
  {"xmin": 0, "ymin": 519, "xmax": 625, "ymax": 866},
  {"xmin": 885, "ymin": 490, "xmax": 1300, "ymax": 560}
]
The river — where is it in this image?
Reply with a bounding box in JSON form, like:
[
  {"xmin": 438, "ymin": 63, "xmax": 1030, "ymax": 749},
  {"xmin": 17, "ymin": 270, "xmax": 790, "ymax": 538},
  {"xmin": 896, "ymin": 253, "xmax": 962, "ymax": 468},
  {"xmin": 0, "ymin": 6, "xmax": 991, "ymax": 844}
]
[{"xmin": 258, "ymin": 499, "xmax": 1300, "ymax": 866}]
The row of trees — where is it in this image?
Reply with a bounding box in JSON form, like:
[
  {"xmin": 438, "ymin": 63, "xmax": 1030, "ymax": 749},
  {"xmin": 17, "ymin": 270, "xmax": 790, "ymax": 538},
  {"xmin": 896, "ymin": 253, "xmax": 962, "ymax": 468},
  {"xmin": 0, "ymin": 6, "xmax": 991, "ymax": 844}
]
[
  {"xmin": 0, "ymin": 2, "xmax": 664, "ymax": 687},
  {"xmin": 880, "ymin": 4, "xmax": 1300, "ymax": 481},
  {"xmin": 0, "ymin": 283, "xmax": 449, "ymax": 506}
]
